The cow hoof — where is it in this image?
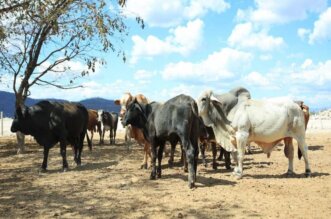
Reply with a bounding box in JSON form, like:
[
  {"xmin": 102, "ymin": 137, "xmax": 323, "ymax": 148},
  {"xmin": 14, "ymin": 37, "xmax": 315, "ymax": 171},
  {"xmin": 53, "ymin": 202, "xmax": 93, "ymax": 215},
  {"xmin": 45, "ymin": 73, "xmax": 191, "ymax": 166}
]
[
  {"xmin": 212, "ymin": 163, "xmax": 217, "ymax": 170},
  {"xmin": 157, "ymin": 173, "xmax": 162, "ymax": 178},
  {"xmin": 63, "ymin": 167, "xmax": 68, "ymax": 172},
  {"xmin": 189, "ymin": 182, "xmax": 195, "ymax": 189},
  {"xmin": 183, "ymin": 167, "xmax": 188, "ymax": 173},
  {"xmin": 305, "ymin": 169, "xmax": 311, "ymax": 178},
  {"xmin": 225, "ymin": 165, "xmax": 231, "ymax": 170},
  {"xmin": 140, "ymin": 163, "xmax": 148, "ymax": 169},
  {"xmin": 286, "ymin": 169, "xmax": 294, "ymax": 177},
  {"xmin": 232, "ymin": 169, "xmax": 242, "ymax": 179},
  {"xmin": 39, "ymin": 168, "xmax": 47, "ymax": 173},
  {"xmin": 150, "ymin": 174, "xmax": 156, "ymax": 180},
  {"xmin": 168, "ymin": 160, "xmax": 174, "ymax": 168}
]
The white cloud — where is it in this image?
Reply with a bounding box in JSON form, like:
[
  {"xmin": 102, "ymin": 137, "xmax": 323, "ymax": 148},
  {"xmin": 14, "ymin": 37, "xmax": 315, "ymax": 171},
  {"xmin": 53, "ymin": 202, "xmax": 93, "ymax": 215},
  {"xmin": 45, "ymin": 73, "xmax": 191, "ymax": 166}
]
[
  {"xmin": 301, "ymin": 59, "xmax": 313, "ymax": 69},
  {"xmin": 134, "ymin": 69, "xmax": 156, "ymax": 80},
  {"xmin": 228, "ymin": 23, "xmax": 284, "ymax": 51},
  {"xmin": 309, "ymin": 7, "xmax": 331, "ymax": 44},
  {"xmin": 243, "ymin": 71, "xmax": 271, "ymax": 87},
  {"xmin": 183, "ymin": 0, "xmax": 230, "ymax": 20},
  {"xmin": 125, "ymin": 0, "xmax": 229, "ymax": 27},
  {"xmin": 237, "ymin": 0, "xmax": 327, "ymax": 25},
  {"xmin": 161, "ymin": 48, "xmax": 252, "ymax": 81},
  {"xmin": 290, "ymin": 59, "xmax": 331, "ymax": 86},
  {"xmin": 259, "ymin": 54, "xmax": 272, "ymax": 61},
  {"xmin": 297, "ymin": 28, "xmax": 310, "ymax": 40},
  {"xmin": 130, "ymin": 19, "xmax": 204, "ymax": 63}
]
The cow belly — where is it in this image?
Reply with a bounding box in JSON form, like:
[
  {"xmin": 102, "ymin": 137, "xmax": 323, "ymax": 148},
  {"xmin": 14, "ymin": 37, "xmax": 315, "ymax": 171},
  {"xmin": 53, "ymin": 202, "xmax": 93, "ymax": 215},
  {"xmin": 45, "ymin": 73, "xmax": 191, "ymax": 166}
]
[{"xmin": 253, "ymin": 140, "xmax": 283, "ymax": 153}]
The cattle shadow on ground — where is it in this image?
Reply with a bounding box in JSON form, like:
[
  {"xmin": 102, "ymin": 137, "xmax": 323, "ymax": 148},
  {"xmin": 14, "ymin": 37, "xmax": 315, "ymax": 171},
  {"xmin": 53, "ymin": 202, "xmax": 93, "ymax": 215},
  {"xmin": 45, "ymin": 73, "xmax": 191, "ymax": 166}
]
[
  {"xmin": 161, "ymin": 173, "xmax": 236, "ymax": 187},
  {"xmin": 244, "ymin": 171, "xmax": 330, "ymax": 179},
  {"xmin": 74, "ymin": 161, "xmax": 118, "ymax": 171},
  {"xmin": 309, "ymin": 145, "xmax": 324, "ymax": 151}
]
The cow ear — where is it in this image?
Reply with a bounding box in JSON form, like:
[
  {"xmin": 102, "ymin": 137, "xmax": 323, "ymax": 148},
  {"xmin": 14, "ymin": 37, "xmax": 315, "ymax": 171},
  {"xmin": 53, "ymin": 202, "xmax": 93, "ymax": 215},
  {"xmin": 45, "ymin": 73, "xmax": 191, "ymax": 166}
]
[
  {"xmin": 114, "ymin": 100, "xmax": 121, "ymax": 105},
  {"xmin": 210, "ymin": 94, "xmax": 220, "ymax": 103}
]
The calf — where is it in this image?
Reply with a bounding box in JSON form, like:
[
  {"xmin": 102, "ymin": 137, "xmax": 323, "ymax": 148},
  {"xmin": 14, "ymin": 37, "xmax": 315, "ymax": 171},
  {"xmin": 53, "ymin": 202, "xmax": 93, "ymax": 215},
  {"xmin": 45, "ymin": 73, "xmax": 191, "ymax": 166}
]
[
  {"xmin": 123, "ymin": 94, "xmax": 200, "ymax": 188},
  {"xmin": 98, "ymin": 111, "xmax": 118, "ymax": 145},
  {"xmin": 87, "ymin": 109, "xmax": 102, "ymax": 148},
  {"xmin": 11, "ymin": 101, "xmax": 91, "ymax": 171}
]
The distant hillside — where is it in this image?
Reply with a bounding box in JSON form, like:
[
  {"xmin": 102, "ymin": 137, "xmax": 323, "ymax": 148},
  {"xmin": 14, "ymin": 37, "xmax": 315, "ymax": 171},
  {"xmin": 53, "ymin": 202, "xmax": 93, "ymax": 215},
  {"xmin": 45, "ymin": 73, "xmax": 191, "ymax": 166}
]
[{"xmin": 0, "ymin": 91, "xmax": 119, "ymax": 118}]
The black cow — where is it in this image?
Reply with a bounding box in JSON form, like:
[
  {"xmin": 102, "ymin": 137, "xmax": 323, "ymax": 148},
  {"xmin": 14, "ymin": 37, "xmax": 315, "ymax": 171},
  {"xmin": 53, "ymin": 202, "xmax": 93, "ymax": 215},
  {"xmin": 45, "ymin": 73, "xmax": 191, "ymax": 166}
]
[
  {"xmin": 100, "ymin": 111, "xmax": 118, "ymax": 145},
  {"xmin": 11, "ymin": 101, "xmax": 91, "ymax": 171},
  {"xmin": 123, "ymin": 94, "xmax": 200, "ymax": 188},
  {"xmin": 199, "ymin": 126, "xmax": 231, "ymax": 170}
]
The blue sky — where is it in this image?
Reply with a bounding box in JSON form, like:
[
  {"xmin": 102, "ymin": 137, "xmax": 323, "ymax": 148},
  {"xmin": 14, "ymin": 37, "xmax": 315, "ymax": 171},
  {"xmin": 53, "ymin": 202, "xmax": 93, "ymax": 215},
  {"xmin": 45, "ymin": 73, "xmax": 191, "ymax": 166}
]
[{"xmin": 1, "ymin": 0, "xmax": 331, "ymax": 110}]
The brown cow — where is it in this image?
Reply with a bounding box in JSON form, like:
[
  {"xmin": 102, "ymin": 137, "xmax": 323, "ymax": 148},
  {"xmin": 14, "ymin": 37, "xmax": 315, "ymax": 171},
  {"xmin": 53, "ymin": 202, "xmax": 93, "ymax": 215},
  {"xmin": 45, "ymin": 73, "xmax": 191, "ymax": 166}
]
[
  {"xmin": 87, "ymin": 109, "xmax": 102, "ymax": 149},
  {"xmin": 115, "ymin": 92, "xmax": 151, "ymax": 169}
]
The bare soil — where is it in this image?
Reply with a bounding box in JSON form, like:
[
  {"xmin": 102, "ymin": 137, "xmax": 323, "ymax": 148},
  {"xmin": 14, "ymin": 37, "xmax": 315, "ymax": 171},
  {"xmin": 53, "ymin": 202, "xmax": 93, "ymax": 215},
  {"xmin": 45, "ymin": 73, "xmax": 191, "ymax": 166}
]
[{"xmin": 0, "ymin": 131, "xmax": 330, "ymax": 219}]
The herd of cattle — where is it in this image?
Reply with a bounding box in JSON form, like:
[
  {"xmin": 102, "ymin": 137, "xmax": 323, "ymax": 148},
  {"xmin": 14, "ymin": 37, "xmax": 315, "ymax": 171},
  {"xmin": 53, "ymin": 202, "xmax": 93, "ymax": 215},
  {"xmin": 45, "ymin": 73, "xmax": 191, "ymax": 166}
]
[{"xmin": 10, "ymin": 87, "xmax": 311, "ymax": 188}]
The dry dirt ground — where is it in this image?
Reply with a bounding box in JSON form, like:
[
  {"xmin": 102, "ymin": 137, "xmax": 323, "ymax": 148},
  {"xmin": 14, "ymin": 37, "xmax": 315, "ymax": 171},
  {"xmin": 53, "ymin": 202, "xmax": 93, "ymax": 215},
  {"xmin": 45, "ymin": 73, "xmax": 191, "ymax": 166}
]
[{"xmin": 0, "ymin": 131, "xmax": 330, "ymax": 219}]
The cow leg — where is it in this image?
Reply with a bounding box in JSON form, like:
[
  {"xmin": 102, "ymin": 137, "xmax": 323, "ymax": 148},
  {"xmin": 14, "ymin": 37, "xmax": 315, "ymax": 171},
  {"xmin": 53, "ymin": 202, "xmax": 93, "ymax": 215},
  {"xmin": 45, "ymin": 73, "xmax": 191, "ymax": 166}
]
[
  {"xmin": 141, "ymin": 143, "xmax": 149, "ymax": 169},
  {"xmin": 183, "ymin": 148, "xmax": 188, "ymax": 173},
  {"xmin": 233, "ymin": 131, "xmax": 248, "ymax": 179},
  {"xmin": 296, "ymin": 137, "xmax": 311, "ymax": 177},
  {"xmin": 109, "ymin": 129, "xmax": 112, "ymax": 145},
  {"xmin": 101, "ymin": 128, "xmax": 105, "ymax": 144},
  {"xmin": 211, "ymin": 142, "xmax": 217, "ymax": 170},
  {"xmin": 113, "ymin": 129, "xmax": 117, "ymax": 145},
  {"xmin": 157, "ymin": 142, "xmax": 165, "ymax": 178},
  {"xmin": 284, "ymin": 137, "xmax": 294, "ymax": 176},
  {"xmin": 41, "ymin": 147, "xmax": 50, "ymax": 172},
  {"xmin": 194, "ymin": 141, "xmax": 199, "ymax": 182},
  {"xmin": 150, "ymin": 143, "xmax": 157, "ymax": 180},
  {"xmin": 75, "ymin": 132, "xmax": 85, "ymax": 167},
  {"xmin": 97, "ymin": 123, "xmax": 102, "ymax": 145},
  {"xmin": 199, "ymin": 141, "xmax": 207, "ymax": 167},
  {"xmin": 218, "ymin": 146, "xmax": 224, "ymax": 161},
  {"xmin": 168, "ymin": 142, "xmax": 176, "ymax": 168},
  {"xmin": 184, "ymin": 141, "xmax": 195, "ymax": 189},
  {"xmin": 224, "ymin": 151, "xmax": 232, "ymax": 170},
  {"xmin": 90, "ymin": 130, "xmax": 94, "ymax": 146},
  {"xmin": 60, "ymin": 139, "xmax": 69, "ymax": 172}
]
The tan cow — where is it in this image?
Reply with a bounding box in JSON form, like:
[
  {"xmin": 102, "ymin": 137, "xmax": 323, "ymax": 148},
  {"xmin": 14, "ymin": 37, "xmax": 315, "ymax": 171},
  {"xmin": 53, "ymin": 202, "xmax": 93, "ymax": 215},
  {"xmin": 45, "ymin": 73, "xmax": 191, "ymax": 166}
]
[
  {"xmin": 284, "ymin": 102, "xmax": 310, "ymax": 161},
  {"xmin": 87, "ymin": 109, "xmax": 102, "ymax": 149},
  {"xmin": 115, "ymin": 92, "xmax": 151, "ymax": 169}
]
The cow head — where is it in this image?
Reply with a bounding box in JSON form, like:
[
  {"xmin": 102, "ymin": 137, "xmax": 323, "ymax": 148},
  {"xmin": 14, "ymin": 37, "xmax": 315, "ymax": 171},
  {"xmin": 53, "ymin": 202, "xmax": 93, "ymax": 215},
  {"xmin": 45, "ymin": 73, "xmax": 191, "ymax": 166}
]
[
  {"xmin": 114, "ymin": 92, "xmax": 133, "ymax": 119},
  {"xmin": 11, "ymin": 106, "xmax": 31, "ymax": 134},
  {"xmin": 122, "ymin": 98, "xmax": 147, "ymax": 129},
  {"xmin": 198, "ymin": 90, "xmax": 232, "ymax": 128},
  {"xmin": 97, "ymin": 110, "xmax": 103, "ymax": 123}
]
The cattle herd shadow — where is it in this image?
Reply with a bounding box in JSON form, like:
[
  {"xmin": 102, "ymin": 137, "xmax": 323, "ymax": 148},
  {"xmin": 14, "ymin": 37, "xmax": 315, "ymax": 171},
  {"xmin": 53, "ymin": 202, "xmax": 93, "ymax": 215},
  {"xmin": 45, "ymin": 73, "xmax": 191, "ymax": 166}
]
[
  {"xmin": 308, "ymin": 145, "xmax": 324, "ymax": 151},
  {"xmin": 245, "ymin": 171, "xmax": 330, "ymax": 179}
]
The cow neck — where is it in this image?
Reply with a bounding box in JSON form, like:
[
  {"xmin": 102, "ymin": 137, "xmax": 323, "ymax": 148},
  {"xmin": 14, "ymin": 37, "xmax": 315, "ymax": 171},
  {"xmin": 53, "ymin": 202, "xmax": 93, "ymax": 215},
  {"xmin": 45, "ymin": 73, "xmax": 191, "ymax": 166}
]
[{"xmin": 137, "ymin": 103, "xmax": 152, "ymax": 140}]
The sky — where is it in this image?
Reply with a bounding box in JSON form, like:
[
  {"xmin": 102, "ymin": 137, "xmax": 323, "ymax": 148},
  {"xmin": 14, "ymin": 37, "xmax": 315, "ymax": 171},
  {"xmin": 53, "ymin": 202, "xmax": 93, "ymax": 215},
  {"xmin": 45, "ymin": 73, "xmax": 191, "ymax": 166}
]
[{"xmin": 1, "ymin": 0, "xmax": 331, "ymax": 111}]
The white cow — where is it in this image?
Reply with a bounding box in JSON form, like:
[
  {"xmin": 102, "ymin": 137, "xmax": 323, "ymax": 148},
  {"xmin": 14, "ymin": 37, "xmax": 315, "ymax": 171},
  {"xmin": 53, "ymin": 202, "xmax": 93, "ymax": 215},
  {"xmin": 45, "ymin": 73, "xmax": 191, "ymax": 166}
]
[{"xmin": 198, "ymin": 90, "xmax": 311, "ymax": 178}]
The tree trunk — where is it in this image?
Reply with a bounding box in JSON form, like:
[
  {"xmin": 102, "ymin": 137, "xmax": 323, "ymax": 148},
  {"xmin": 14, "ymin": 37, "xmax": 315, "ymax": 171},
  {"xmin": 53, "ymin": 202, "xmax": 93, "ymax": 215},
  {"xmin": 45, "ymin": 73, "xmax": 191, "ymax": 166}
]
[{"xmin": 15, "ymin": 93, "xmax": 26, "ymax": 154}]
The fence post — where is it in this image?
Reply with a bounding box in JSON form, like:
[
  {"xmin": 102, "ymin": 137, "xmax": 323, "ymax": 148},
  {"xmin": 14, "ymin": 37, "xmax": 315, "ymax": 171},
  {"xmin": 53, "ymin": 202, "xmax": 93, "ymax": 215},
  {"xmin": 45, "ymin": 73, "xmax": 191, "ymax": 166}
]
[{"xmin": 0, "ymin": 111, "xmax": 3, "ymax": 136}]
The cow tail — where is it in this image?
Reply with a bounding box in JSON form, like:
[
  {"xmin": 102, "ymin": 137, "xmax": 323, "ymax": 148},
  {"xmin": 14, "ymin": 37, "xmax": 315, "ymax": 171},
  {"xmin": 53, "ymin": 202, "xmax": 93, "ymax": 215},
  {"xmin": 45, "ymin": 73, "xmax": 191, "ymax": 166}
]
[
  {"xmin": 86, "ymin": 130, "xmax": 92, "ymax": 151},
  {"xmin": 298, "ymin": 148, "xmax": 302, "ymax": 160}
]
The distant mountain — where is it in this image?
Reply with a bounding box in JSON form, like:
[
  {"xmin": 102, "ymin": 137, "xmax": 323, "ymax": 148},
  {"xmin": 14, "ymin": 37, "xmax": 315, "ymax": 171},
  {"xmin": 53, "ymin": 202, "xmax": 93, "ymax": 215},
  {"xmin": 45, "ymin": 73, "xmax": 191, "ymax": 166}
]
[{"xmin": 0, "ymin": 91, "xmax": 120, "ymax": 118}]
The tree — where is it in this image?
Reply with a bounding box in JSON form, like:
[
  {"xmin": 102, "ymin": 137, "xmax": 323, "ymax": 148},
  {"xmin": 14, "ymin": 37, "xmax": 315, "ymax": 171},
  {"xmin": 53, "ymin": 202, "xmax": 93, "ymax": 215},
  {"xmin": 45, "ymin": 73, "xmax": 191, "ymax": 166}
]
[{"xmin": 0, "ymin": 0, "xmax": 143, "ymax": 153}]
